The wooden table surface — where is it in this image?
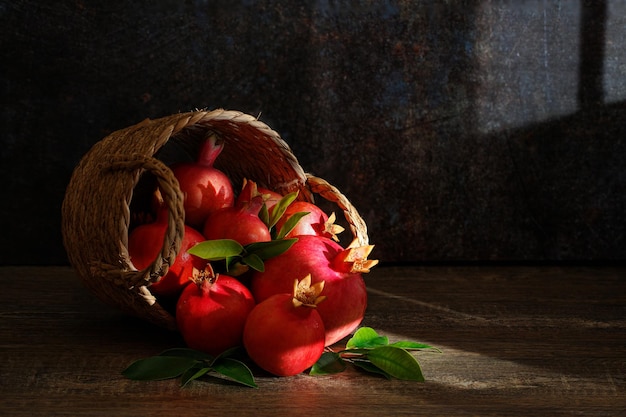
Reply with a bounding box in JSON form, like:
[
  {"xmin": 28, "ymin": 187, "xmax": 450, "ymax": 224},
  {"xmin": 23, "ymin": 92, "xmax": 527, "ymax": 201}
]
[{"xmin": 1, "ymin": 265, "xmax": 624, "ymax": 416}]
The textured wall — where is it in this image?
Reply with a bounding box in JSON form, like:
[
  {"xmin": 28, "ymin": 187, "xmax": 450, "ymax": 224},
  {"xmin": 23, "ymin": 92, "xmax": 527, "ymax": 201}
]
[{"xmin": 1, "ymin": 0, "xmax": 625, "ymax": 264}]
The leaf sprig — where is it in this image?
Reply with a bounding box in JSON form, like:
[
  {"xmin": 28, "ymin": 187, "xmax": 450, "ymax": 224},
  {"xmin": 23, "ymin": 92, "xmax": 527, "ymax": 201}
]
[
  {"xmin": 310, "ymin": 327, "xmax": 441, "ymax": 381},
  {"xmin": 258, "ymin": 190, "xmax": 308, "ymax": 240},
  {"xmin": 122, "ymin": 347, "xmax": 257, "ymax": 388},
  {"xmin": 187, "ymin": 238, "xmax": 297, "ymax": 275},
  {"xmin": 186, "ymin": 191, "xmax": 307, "ymax": 275},
  {"xmin": 121, "ymin": 328, "xmax": 439, "ymax": 388}
]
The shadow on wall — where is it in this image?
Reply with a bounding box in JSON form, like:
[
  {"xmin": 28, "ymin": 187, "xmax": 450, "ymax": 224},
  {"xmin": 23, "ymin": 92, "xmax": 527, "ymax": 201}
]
[
  {"xmin": 356, "ymin": 0, "xmax": 625, "ymax": 262},
  {"xmin": 0, "ymin": 0, "xmax": 624, "ymax": 264},
  {"xmin": 480, "ymin": 0, "xmax": 622, "ymax": 259}
]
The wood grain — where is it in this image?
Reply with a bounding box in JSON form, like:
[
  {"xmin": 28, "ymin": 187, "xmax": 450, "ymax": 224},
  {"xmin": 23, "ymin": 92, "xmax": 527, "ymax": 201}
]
[{"xmin": 1, "ymin": 266, "xmax": 624, "ymax": 416}]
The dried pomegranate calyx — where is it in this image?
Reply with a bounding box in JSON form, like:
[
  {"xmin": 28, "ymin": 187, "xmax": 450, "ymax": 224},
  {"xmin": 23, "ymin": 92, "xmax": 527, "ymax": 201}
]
[
  {"xmin": 333, "ymin": 239, "xmax": 379, "ymax": 273},
  {"xmin": 292, "ymin": 274, "xmax": 326, "ymax": 308},
  {"xmin": 191, "ymin": 264, "xmax": 219, "ymax": 289},
  {"xmin": 239, "ymin": 178, "xmax": 269, "ymax": 209},
  {"xmin": 324, "ymin": 212, "xmax": 345, "ymax": 242}
]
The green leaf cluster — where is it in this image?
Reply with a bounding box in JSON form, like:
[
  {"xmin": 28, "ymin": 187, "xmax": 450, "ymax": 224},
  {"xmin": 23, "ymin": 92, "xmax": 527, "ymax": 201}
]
[
  {"xmin": 186, "ymin": 191, "xmax": 307, "ymax": 275},
  {"xmin": 122, "ymin": 347, "xmax": 257, "ymax": 388},
  {"xmin": 258, "ymin": 190, "xmax": 308, "ymax": 240},
  {"xmin": 310, "ymin": 327, "xmax": 441, "ymax": 381},
  {"xmin": 121, "ymin": 328, "xmax": 440, "ymax": 388},
  {"xmin": 188, "ymin": 238, "xmax": 297, "ymax": 275}
]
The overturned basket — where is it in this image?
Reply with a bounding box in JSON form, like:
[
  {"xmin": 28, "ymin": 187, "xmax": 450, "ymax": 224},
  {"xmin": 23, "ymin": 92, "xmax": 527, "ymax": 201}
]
[{"xmin": 61, "ymin": 109, "xmax": 369, "ymax": 330}]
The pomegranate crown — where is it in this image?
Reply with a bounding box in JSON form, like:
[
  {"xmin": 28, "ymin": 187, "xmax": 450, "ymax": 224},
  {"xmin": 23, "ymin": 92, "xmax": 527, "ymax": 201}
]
[
  {"xmin": 332, "ymin": 238, "xmax": 379, "ymax": 273},
  {"xmin": 292, "ymin": 274, "xmax": 326, "ymax": 308}
]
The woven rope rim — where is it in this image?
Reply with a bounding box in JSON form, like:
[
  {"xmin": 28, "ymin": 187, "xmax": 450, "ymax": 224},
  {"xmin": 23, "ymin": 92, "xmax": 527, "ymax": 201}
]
[{"xmin": 305, "ymin": 174, "xmax": 368, "ymax": 247}]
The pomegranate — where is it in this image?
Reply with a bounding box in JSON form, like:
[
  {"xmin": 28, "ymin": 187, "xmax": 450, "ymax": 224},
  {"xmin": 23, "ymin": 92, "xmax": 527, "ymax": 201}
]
[
  {"xmin": 170, "ymin": 135, "xmax": 235, "ymax": 228},
  {"xmin": 251, "ymin": 235, "xmax": 378, "ymax": 346},
  {"xmin": 274, "ymin": 201, "xmax": 344, "ymax": 241},
  {"xmin": 258, "ymin": 186, "xmax": 283, "ymax": 211},
  {"xmin": 243, "ymin": 275, "xmax": 326, "ymax": 376},
  {"xmin": 235, "ymin": 179, "xmax": 282, "ymax": 211},
  {"xmin": 128, "ymin": 207, "xmax": 207, "ymax": 299},
  {"xmin": 234, "ymin": 179, "xmax": 283, "ymax": 232},
  {"xmin": 176, "ymin": 265, "xmax": 256, "ymax": 356},
  {"xmin": 202, "ymin": 181, "xmax": 271, "ymax": 246}
]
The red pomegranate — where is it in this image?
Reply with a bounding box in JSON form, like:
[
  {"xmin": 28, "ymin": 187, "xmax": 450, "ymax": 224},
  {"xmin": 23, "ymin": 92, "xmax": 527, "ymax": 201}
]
[{"xmin": 251, "ymin": 235, "xmax": 377, "ymax": 346}]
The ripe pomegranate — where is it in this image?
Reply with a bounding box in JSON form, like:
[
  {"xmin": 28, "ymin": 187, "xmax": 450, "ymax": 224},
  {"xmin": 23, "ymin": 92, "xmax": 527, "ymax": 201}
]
[
  {"xmin": 203, "ymin": 180, "xmax": 271, "ymax": 246},
  {"xmin": 251, "ymin": 235, "xmax": 378, "ymax": 346},
  {"xmin": 258, "ymin": 187, "xmax": 283, "ymax": 211},
  {"xmin": 274, "ymin": 201, "xmax": 344, "ymax": 241},
  {"xmin": 235, "ymin": 179, "xmax": 282, "ymax": 211},
  {"xmin": 243, "ymin": 275, "xmax": 326, "ymax": 376},
  {"xmin": 170, "ymin": 135, "xmax": 235, "ymax": 228},
  {"xmin": 176, "ymin": 265, "xmax": 256, "ymax": 356},
  {"xmin": 128, "ymin": 208, "xmax": 207, "ymax": 299}
]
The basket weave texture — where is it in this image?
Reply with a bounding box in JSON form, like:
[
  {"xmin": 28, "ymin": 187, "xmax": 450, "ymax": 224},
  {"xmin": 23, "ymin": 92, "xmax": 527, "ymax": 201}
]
[{"xmin": 61, "ymin": 109, "xmax": 369, "ymax": 330}]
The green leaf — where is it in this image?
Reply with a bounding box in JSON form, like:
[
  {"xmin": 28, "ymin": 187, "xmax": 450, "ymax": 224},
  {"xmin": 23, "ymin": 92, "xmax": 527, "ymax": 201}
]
[
  {"xmin": 259, "ymin": 203, "xmax": 270, "ymax": 227},
  {"xmin": 367, "ymin": 346, "xmax": 425, "ymax": 382},
  {"xmin": 215, "ymin": 345, "xmax": 246, "ymax": 361},
  {"xmin": 337, "ymin": 348, "xmax": 372, "ymax": 356},
  {"xmin": 244, "ymin": 238, "xmax": 298, "ymax": 260},
  {"xmin": 242, "ymin": 253, "xmax": 265, "ymax": 272},
  {"xmin": 389, "ymin": 341, "xmax": 442, "ymax": 352},
  {"xmin": 212, "ymin": 358, "xmax": 258, "ymax": 388},
  {"xmin": 122, "ymin": 356, "xmax": 200, "ymax": 381},
  {"xmin": 159, "ymin": 348, "xmax": 214, "ymax": 362},
  {"xmin": 351, "ymin": 358, "xmax": 392, "ymax": 379},
  {"xmin": 346, "ymin": 327, "xmax": 389, "ymax": 349},
  {"xmin": 275, "ymin": 212, "xmax": 310, "ymax": 239},
  {"xmin": 310, "ymin": 352, "xmax": 347, "ymax": 375},
  {"xmin": 180, "ymin": 366, "xmax": 211, "ymax": 387},
  {"xmin": 267, "ymin": 191, "xmax": 299, "ymax": 229},
  {"xmin": 224, "ymin": 259, "xmax": 249, "ymax": 276},
  {"xmin": 188, "ymin": 239, "xmax": 244, "ymax": 260}
]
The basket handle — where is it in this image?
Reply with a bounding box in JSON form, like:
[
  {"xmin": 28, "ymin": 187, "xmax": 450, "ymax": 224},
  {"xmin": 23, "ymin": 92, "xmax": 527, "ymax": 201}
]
[
  {"xmin": 306, "ymin": 174, "xmax": 369, "ymax": 246},
  {"xmin": 95, "ymin": 153, "xmax": 186, "ymax": 290}
]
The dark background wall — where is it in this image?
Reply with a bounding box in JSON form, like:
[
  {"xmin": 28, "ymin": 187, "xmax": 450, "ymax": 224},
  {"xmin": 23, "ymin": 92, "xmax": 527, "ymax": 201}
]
[{"xmin": 1, "ymin": 0, "xmax": 625, "ymax": 265}]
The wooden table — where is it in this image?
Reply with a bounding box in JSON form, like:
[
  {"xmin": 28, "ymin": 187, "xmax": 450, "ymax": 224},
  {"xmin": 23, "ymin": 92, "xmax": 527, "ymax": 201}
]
[{"xmin": 1, "ymin": 265, "xmax": 624, "ymax": 416}]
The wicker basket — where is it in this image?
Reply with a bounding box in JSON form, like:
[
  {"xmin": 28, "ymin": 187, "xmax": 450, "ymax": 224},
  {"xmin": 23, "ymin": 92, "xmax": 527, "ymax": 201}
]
[{"xmin": 61, "ymin": 109, "xmax": 369, "ymax": 330}]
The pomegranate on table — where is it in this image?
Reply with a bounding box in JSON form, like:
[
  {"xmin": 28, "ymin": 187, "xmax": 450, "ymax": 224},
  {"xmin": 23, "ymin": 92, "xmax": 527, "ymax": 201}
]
[
  {"xmin": 243, "ymin": 274, "xmax": 326, "ymax": 376},
  {"xmin": 176, "ymin": 265, "xmax": 256, "ymax": 356},
  {"xmin": 251, "ymin": 235, "xmax": 378, "ymax": 346}
]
